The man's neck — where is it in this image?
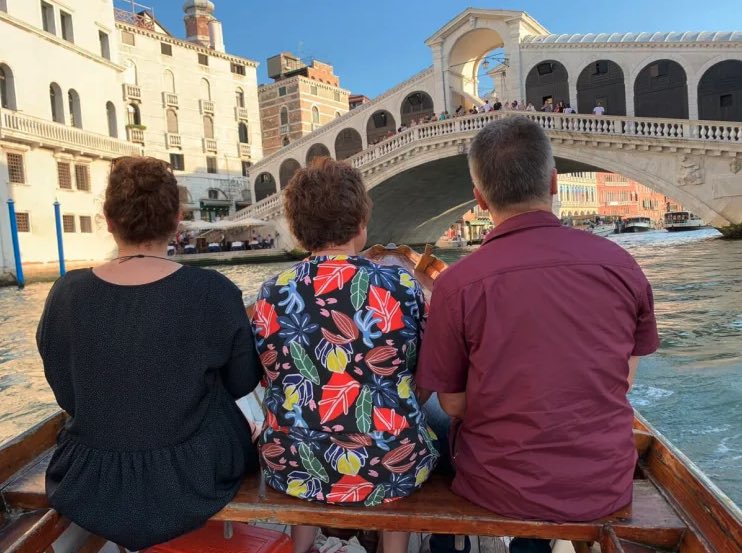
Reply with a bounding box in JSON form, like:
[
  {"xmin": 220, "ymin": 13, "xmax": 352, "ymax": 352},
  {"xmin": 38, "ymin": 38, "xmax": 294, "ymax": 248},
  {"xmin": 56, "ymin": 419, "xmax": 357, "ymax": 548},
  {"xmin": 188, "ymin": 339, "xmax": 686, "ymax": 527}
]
[{"xmin": 489, "ymin": 205, "xmax": 554, "ymax": 226}]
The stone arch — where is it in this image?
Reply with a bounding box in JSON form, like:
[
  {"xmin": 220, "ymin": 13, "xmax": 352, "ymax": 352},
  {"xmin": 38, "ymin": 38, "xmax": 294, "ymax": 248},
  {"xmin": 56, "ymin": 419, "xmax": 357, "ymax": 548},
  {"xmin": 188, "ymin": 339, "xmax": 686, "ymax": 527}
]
[
  {"xmin": 68, "ymin": 89, "xmax": 82, "ymax": 128},
  {"xmin": 306, "ymin": 143, "xmax": 331, "ymax": 165},
  {"xmin": 525, "ymin": 60, "xmax": 569, "ymax": 110},
  {"xmin": 446, "ymin": 25, "xmax": 507, "ymax": 107},
  {"xmin": 634, "ymin": 60, "xmax": 688, "ymax": 119},
  {"xmin": 128, "ymin": 103, "xmax": 141, "ymax": 126},
  {"xmin": 235, "ymin": 87, "xmax": 245, "ymax": 108},
  {"xmin": 0, "ymin": 63, "xmax": 17, "ymax": 110},
  {"xmin": 698, "ymin": 60, "xmax": 742, "ymax": 122},
  {"xmin": 366, "ymin": 110, "xmax": 396, "ymax": 144},
  {"xmin": 577, "ymin": 60, "xmax": 626, "ymax": 115},
  {"xmin": 200, "ymin": 77, "xmax": 211, "ymax": 100},
  {"xmin": 335, "ymin": 128, "xmax": 363, "ymax": 160},
  {"xmin": 238, "ymin": 122, "xmax": 249, "ymax": 143},
  {"xmin": 106, "ymin": 101, "xmax": 117, "ymax": 138},
  {"xmin": 49, "ymin": 82, "xmax": 64, "ymax": 123},
  {"xmin": 124, "ymin": 59, "xmax": 137, "ymax": 85},
  {"xmin": 166, "ymin": 108, "xmax": 178, "ymax": 134},
  {"xmin": 203, "ymin": 115, "xmax": 214, "ymax": 139},
  {"xmin": 164, "ymin": 69, "xmax": 176, "ymax": 93},
  {"xmin": 279, "ymin": 158, "xmax": 301, "ymax": 189},
  {"xmin": 401, "ymin": 91, "xmax": 435, "ymax": 125},
  {"xmin": 254, "ymin": 172, "xmax": 277, "ymax": 203}
]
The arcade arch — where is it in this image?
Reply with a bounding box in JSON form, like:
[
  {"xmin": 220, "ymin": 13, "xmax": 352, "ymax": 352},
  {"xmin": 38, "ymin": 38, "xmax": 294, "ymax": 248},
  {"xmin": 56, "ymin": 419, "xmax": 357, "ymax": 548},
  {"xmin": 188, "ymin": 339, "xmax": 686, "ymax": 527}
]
[
  {"xmin": 306, "ymin": 143, "xmax": 331, "ymax": 165},
  {"xmin": 367, "ymin": 110, "xmax": 396, "ymax": 144},
  {"xmin": 335, "ymin": 128, "xmax": 363, "ymax": 160},
  {"xmin": 401, "ymin": 91, "xmax": 434, "ymax": 125},
  {"xmin": 525, "ymin": 60, "xmax": 569, "ymax": 110},
  {"xmin": 698, "ymin": 59, "xmax": 742, "ymax": 122},
  {"xmin": 577, "ymin": 60, "xmax": 626, "ymax": 115},
  {"xmin": 279, "ymin": 158, "xmax": 301, "ymax": 189},
  {"xmin": 254, "ymin": 173, "xmax": 277, "ymax": 203},
  {"xmin": 634, "ymin": 60, "xmax": 688, "ymax": 119}
]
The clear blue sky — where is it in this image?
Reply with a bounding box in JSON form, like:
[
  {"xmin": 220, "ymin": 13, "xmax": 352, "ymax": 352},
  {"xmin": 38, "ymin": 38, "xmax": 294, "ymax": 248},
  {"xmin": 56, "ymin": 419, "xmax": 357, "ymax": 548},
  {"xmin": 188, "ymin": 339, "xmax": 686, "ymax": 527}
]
[{"xmin": 135, "ymin": 0, "xmax": 742, "ymax": 98}]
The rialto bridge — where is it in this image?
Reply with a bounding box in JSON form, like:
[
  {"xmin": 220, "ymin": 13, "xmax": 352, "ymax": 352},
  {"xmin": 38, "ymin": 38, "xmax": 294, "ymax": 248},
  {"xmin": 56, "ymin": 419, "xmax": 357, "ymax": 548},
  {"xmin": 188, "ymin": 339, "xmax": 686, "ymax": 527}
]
[{"xmin": 236, "ymin": 8, "xmax": 742, "ymax": 245}]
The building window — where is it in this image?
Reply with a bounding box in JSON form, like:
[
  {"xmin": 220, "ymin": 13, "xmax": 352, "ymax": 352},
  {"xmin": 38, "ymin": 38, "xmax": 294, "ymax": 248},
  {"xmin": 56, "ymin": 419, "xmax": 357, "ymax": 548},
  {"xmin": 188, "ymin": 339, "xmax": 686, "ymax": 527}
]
[
  {"xmin": 99, "ymin": 31, "xmax": 110, "ymax": 60},
  {"xmin": 50, "ymin": 83, "xmax": 64, "ymax": 123},
  {"xmin": 0, "ymin": 1, "xmax": 6, "ymax": 12},
  {"xmin": 60, "ymin": 11, "xmax": 73, "ymax": 42},
  {"xmin": 127, "ymin": 103, "xmax": 141, "ymax": 126},
  {"xmin": 164, "ymin": 69, "xmax": 176, "ymax": 93},
  {"xmin": 80, "ymin": 216, "xmax": 92, "ymax": 233},
  {"xmin": 278, "ymin": 86, "xmax": 287, "ymax": 97},
  {"xmin": 312, "ymin": 106, "xmax": 320, "ymax": 124},
  {"xmin": 235, "ymin": 88, "xmax": 245, "ymax": 108},
  {"xmin": 203, "ymin": 116, "xmax": 214, "ymax": 139},
  {"xmin": 0, "ymin": 64, "xmax": 16, "ymax": 110},
  {"xmin": 241, "ymin": 161, "xmax": 251, "ymax": 176},
  {"xmin": 721, "ymin": 94, "xmax": 734, "ymax": 108},
  {"xmin": 170, "ymin": 153, "xmax": 185, "ymax": 171},
  {"xmin": 166, "ymin": 109, "xmax": 179, "ymax": 134},
  {"xmin": 121, "ymin": 30, "xmax": 135, "ymax": 46},
  {"xmin": 310, "ymin": 85, "xmax": 318, "ymax": 96},
  {"xmin": 206, "ymin": 157, "xmax": 217, "ymax": 174},
  {"xmin": 7, "ymin": 153, "xmax": 24, "ymax": 183},
  {"xmin": 280, "ymin": 106, "xmax": 289, "ymax": 127},
  {"xmin": 334, "ymin": 91, "xmax": 340, "ymax": 102},
  {"xmin": 161, "ymin": 42, "xmax": 172, "ymax": 56},
  {"xmin": 68, "ymin": 89, "xmax": 82, "ymax": 128},
  {"xmin": 57, "ymin": 162, "xmax": 72, "ymax": 189},
  {"xmin": 208, "ymin": 189, "xmax": 219, "ymax": 200},
  {"xmin": 15, "ymin": 212, "xmax": 30, "ymax": 233},
  {"xmin": 594, "ymin": 61, "xmax": 608, "ymax": 75},
  {"xmin": 230, "ymin": 63, "xmax": 245, "ymax": 76},
  {"xmin": 62, "ymin": 214, "xmax": 76, "ymax": 233},
  {"xmin": 200, "ymin": 78, "xmax": 211, "ymax": 100},
  {"xmin": 75, "ymin": 164, "xmax": 90, "ymax": 191},
  {"xmin": 40, "ymin": 1, "xmax": 55, "ymax": 34},
  {"xmin": 198, "ymin": 53, "xmax": 209, "ymax": 66},
  {"xmin": 106, "ymin": 102, "xmax": 117, "ymax": 138},
  {"xmin": 238, "ymin": 122, "xmax": 248, "ymax": 144}
]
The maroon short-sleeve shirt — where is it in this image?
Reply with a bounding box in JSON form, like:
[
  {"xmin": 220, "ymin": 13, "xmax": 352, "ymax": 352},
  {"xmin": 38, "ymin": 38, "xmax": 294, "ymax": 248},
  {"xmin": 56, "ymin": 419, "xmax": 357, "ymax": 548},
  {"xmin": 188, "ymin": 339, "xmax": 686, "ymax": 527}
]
[{"xmin": 417, "ymin": 210, "xmax": 659, "ymax": 522}]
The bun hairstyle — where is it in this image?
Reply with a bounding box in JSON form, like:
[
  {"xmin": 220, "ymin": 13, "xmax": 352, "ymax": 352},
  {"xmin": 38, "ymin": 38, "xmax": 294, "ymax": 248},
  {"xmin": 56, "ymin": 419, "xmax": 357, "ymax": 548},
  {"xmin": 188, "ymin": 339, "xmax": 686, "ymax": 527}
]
[{"xmin": 104, "ymin": 156, "xmax": 180, "ymax": 245}]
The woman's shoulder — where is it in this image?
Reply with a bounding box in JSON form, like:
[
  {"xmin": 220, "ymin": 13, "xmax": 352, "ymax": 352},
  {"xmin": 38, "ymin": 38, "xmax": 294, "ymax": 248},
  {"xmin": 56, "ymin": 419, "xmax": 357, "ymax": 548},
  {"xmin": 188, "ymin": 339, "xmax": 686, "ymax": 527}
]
[{"xmin": 183, "ymin": 266, "xmax": 242, "ymax": 295}]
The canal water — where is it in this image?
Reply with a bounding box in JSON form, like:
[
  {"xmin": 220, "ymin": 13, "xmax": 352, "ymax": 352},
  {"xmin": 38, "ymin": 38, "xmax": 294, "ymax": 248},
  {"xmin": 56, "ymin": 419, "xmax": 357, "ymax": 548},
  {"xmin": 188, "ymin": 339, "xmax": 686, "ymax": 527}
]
[{"xmin": 0, "ymin": 228, "xmax": 740, "ymax": 505}]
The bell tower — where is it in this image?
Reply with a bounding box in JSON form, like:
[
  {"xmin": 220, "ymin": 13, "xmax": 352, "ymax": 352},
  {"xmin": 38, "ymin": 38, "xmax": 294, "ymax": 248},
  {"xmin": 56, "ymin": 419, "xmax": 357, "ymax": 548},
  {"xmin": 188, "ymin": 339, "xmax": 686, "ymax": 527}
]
[{"xmin": 183, "ymin": 0, "xmax": 215, "ymax": 48}]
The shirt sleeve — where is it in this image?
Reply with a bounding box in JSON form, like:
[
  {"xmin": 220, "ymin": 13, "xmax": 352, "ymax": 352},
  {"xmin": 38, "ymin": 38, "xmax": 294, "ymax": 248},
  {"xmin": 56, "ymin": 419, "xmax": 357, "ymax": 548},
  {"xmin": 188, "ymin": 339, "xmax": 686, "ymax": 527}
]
[
  {"xmin": 415, "ymin": 280, "xmax": 469, "ymax": 393},
  {"xmin": 221, "ymin": 285, "xmax": 262, "ymax": 398},
  {"xmin": 632, "ymin": 272, "xmax": 660, "ymax": 357}
]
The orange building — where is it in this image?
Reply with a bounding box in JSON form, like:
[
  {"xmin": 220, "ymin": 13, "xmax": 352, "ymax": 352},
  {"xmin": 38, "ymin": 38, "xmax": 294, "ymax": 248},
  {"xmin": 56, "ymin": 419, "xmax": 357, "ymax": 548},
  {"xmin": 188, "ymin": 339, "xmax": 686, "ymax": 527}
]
[{"xmin": 596, "ymin": 173, "xmax": 681, "ymax": 226}]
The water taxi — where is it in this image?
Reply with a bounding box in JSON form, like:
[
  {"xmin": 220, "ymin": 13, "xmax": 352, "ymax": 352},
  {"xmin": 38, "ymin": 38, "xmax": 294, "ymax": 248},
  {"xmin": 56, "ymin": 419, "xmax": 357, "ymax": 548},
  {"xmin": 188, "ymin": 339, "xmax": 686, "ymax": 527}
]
[
  {"xmin": 1, "ymin": 245, "xmax": 740, "ymax": 553},
  {"xmin": 664, "ymin": 211, "xmax": 708, "ymax": 232},
  {"xmin": 619, "ymin": 217, "xmax": 653, "ymax": 233}
]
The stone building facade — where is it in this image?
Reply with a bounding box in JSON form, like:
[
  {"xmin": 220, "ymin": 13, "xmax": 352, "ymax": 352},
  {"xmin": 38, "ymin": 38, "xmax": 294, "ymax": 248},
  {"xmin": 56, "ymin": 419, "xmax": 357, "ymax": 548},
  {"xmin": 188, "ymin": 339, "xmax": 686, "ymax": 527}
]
[{"xmin": 259, "ymin": 53, "xmax": 350, "ymax": 158}]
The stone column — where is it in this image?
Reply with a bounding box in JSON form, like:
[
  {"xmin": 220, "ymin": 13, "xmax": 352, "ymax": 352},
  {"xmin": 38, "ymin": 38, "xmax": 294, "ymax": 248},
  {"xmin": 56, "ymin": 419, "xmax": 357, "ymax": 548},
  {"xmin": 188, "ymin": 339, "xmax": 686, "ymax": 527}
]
[{"xmin": 429, "ymin": 41, "xmax": 448, "ymax": 113}]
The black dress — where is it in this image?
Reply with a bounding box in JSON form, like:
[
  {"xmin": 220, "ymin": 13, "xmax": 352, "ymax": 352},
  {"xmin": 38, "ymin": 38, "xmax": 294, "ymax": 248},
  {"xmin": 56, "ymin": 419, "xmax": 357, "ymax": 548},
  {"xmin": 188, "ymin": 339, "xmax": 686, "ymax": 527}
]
[{"xmin": 37, "ymin": 266, "xmax": 261, "ymax": 550}]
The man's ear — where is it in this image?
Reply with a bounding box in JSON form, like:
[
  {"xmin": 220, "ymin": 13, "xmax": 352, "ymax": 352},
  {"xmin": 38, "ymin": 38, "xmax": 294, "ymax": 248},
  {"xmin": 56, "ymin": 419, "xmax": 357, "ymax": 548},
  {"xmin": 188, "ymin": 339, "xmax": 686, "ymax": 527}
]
[
  {"xmin": 473, "ymin": 186, "xmax": 489, "ymax": 211},
  {"xmin": 550, "ymin": 168, "xmax": 558, "ymax": 196}
]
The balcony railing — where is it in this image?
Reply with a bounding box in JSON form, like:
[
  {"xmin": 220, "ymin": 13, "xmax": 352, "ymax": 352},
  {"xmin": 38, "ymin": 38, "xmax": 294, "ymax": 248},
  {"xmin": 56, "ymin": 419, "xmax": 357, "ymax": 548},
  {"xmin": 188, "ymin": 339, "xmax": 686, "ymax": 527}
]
[
  {"xmin": 203, "ymin": 138, "xmax": 218, "ymax": 153},
  {"xmin": 200, "ymin": 100, "xmax": 215, "ymax": 115},
  {"xmin": 163, "ymin": 92, "xmax": 179, "ymax": 108},
  {"xmin": 166, "ymin": 132, "xmax": 182, "ymax": 149},
  {"xmin": 126, "ymin": 126, "xmax": 145, "ymax": 144},
  {"xmin": 123, "ymin": 84, "xmax": 141, "ymax": 102},
  {"xmin": 280, "ymin": 124, "xmax": 289, "ymax": 134},
  {"xmin": 238, "ymin": 142, "xmax": 251, "ymax": 158},
  {"xmin": 235, "ymin": 107, "xmax": 249, "ymax": 121},
  {"xmin": 0, "ymin": 108, "xmax": 142, "ymax": 159}
]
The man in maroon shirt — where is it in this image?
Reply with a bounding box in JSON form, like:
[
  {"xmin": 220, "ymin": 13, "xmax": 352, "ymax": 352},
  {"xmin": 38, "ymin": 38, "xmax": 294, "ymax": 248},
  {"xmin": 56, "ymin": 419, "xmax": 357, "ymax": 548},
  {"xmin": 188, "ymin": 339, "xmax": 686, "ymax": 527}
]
[{"xmin": 417, "ymin": 116, "xmax": 659, "ymax": 553}]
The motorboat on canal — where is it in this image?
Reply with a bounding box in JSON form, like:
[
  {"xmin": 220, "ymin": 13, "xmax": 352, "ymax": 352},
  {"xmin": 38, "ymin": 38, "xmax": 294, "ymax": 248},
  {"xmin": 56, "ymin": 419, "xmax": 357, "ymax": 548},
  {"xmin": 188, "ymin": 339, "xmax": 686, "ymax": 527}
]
[
  {"xmin": 1, "ymin": 245, "xmax": 741, "ymax": 553},
  {"xmin": 618, "ymin": 217, "xmax": 653, "ymax": 233},
  {"xmin": 664, "ymin": 211, "xmax": 708, "ymax": 232}
]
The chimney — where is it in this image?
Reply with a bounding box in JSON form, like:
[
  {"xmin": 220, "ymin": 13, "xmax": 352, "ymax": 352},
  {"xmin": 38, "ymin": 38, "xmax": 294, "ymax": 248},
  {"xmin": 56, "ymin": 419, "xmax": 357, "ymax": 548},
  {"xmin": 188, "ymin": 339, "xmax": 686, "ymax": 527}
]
[
  {"xmin": 183, "ymin": 0, "xmax": 216, "ymax": 48},
  {"xmin": 209, "ymin": 20, "xmax": 225, "ymax": 53}
]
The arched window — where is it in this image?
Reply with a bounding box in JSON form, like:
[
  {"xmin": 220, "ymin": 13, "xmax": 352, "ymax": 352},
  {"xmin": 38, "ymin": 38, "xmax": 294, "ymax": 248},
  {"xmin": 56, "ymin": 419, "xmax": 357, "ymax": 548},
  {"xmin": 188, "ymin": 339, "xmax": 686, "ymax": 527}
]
[
  {"xmin": 235, "ymin": 88, "xmax": 245, "ymax": 108},
  {"xmin": 106, "ymin": 102, "xmax": 117, "ymax": 138},
  {"xmin": 203, "ymin": 115, "xmax": 214, "ymax": 139},
  {"xmin": 0, "ymin": 64, "xmax": 16, "ymax": 110},
  {"xmin": 280, "ymin": 106, "xmax": 289, "ymax": 127},
  {"xmin": 238, "ymin": 122, "xmax": 248, "ymax": 144},
  {"xmin": 50, "ymin": 83, "xmax": 64, "ymax": 123},
  {"xmin": 164, "ymin": 69, "xmax": 175, "ymax": 93},
  {"xmin": 200, "ymin": 78, "xmax": 211, "ymax": 100},
  {"xmin": 312, "ymin": 106, "xmax": 320, "ymax": 124},
  {"xmin": 68, "ymin": 89, "xmax": 82, "ymax": 128},
  {"xmin": 166, "ymin": 108, "xmax": 178, "ymax": 134},
  {"xmin": 124, "ymin": 59, "xmax": 137, "ymax": 85},
  {"xmin": 127, "ymin": 103, "xmax": 141, "ymax": 126}
]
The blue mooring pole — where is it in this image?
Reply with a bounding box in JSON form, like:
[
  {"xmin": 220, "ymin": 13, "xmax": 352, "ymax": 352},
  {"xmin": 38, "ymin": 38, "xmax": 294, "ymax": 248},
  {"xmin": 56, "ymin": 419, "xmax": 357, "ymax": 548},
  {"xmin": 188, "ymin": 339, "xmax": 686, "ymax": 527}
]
[
  {"xmin": 53, "ymin": 201, "xmax": 66, "ymax": 277},
  {"xmin": 6, "ymin": 199, "xmax": 25, "ymax": 289}
]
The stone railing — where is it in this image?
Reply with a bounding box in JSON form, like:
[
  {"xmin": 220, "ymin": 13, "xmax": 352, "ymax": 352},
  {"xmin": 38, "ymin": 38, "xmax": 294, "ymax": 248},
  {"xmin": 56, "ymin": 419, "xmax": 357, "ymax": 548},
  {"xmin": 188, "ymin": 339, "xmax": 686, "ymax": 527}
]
[
  {"xmin": 200, "ymin": 100, "xmax": 215, "ymax": 115},
  {"xmin": 235, "ymin": 107, "xmax": 249, "ymax": 121},
  {"xmin": 238, "ymin": 143, "xmax": 251, "ymax": 158},
  {"xmin": 126, "ymin": 126, "xmax": 145, "ymax": 144},
  {"xmin": 123, "ymin": 83, "xmax": 141, "ymax": 102},
  {"xmin": 163, "ymin": 92, "xmax": 178, "ymax": 108},
  {"xmin": 0, "ymin": 108, "xmax": 142, "ymax": 159},
  {"xmin": 166, "ymin": 132, "xmax": 181, "ymax": 149},
  {"xmin": 203, "ymin": 138, "xmax": 218, "ymax": 153},
  {"xmin": 235, "ymin": 111, "xmax": 742, "ymax": 220}
]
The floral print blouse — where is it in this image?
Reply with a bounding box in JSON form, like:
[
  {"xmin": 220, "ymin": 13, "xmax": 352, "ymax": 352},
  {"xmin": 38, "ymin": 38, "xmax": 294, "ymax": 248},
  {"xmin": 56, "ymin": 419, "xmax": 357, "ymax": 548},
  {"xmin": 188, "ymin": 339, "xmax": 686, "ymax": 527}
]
[{"xmin": 252, "ymin": 255, "xmax": 439, "ymax": 506}]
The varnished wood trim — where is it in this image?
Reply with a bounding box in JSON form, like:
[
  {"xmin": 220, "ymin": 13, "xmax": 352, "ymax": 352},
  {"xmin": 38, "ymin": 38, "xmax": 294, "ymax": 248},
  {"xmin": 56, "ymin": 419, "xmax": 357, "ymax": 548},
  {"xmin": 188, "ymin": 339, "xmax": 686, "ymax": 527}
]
[
  {"xmin": 0, "ymin": 413, "xmax": 64, "ymax": 485},
  {"xmin": 600, "ymin": 526, "xmax": 624, "ymax": 553},
  {"xmin": 3, "ymin": 510, "xmax": 69, "ymax": 553}
]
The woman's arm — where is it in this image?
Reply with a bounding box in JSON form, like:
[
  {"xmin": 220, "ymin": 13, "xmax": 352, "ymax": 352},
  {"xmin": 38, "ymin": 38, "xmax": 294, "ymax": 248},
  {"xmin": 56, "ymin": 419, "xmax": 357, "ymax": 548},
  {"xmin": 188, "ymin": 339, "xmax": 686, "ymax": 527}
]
[{"xmin": 221, "ymin": 287, "xmax": 262, "ymax": 398}]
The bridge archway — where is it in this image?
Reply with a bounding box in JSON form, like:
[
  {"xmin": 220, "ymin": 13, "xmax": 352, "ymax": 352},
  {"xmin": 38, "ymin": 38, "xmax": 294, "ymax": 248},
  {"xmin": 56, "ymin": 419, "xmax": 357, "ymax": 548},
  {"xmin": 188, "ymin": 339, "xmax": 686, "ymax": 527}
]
[
  {"xmin": 698, "ymin": 60, "xmax": 742, "ymax": 122},
  {"xmin": 335, "ymin": 128, "xmax": 363, "ymax": 161},
  {"xmin": 446, "ymin": 27, "xmax": 506, "ymax": 107},
  {"xmin": 306, "ymin": 143, "xmax": 332, "ymax": 165},
  {"xmin": 577, "ymin": 60, "xmax": 626, "ymax": 115},
  {"xmin": 525, "ymin": 61, "xmax": 569, "ymax": 110},
  {"xmin": 279, "ymin": 158, "xmax": 301, "ymax": 189},
  {"xmin": 401, "ymin": 91, "xmax": 435, "ymax": 125},
  {"xmin": 367, "ymin": 110, "xmax": 396, "ymax": 144},
  {"xmin": 254, "ymin": 173, "xmax": 277, "ymax": 203},
  {"xmin": 634, "ymin": 60, "xmax": 688, "ymax": 119}
]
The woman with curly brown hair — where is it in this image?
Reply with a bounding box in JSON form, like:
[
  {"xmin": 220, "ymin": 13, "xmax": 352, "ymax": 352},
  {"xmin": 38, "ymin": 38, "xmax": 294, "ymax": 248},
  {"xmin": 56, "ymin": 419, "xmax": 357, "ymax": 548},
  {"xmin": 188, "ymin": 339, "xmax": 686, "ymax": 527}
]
[
  {"xmin": 253, "ymin": 158, "xmax": 439, "ymax": 553},
  {"xmin": 37, "ymin": 156, "xmax": 262, "ymax": 551}
]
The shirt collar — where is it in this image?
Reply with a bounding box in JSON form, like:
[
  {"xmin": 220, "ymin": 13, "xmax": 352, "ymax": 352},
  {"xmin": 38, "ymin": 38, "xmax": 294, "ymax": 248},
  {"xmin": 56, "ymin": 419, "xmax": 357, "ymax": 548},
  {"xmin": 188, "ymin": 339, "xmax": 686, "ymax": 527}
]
[{"xmin": 482, "ymin": 210, "xmax": 561, "ymax": 245}]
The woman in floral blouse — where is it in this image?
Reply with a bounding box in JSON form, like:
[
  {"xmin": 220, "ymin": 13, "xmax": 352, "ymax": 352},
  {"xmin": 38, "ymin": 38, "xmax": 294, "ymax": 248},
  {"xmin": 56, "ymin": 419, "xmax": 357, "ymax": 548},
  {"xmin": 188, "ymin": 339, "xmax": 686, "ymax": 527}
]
[{"xmin": 252, "ymin": 158, "xmax": 439, "ymax": 553}]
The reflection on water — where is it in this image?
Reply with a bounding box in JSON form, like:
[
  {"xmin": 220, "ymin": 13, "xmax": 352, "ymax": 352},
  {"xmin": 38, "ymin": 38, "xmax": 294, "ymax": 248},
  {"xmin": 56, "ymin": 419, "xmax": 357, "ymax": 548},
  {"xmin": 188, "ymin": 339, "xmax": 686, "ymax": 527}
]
[{"xmin": 0, "ymin": 228, "xmax": 740, "ymax": 505}]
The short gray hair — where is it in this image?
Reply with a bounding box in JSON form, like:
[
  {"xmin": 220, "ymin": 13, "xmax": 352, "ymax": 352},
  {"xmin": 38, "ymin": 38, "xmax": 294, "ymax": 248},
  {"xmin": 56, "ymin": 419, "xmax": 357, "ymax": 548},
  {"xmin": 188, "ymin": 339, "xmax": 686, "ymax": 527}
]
[{"xmin": 468, "ymin": 116, "xmax": 555, "ymax": 209}]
